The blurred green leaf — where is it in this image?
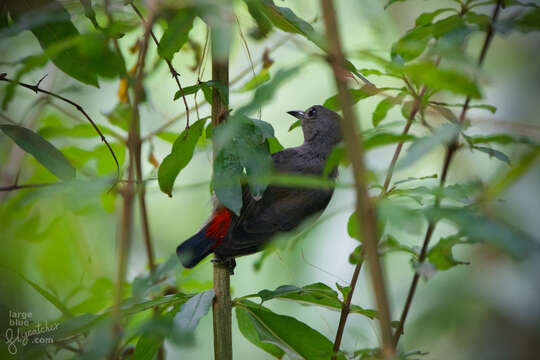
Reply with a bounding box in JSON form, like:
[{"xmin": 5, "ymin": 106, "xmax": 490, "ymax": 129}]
[
  {"xmin": 267, "ymin": 137, "xmax": 284, "ymax": 154},
  {"xmin": 174, "ymin": 80, "xmax": 228, "ymax": 105},
  {"xmin": 466, "ymin": 134, "xmax": 537, "ymax": 146},
  {"xmin": 427, "ymin": 235, "xmax": 469, "ymax": 270},
  {"xmin": 426, "ymin": 207, "xmax": 540, "ymax": 259},
  {"xmin": 415, "ymin": 8, "xmax": 456, "ymax": 26},
  {"xmin": 38, "ymin": 123, "xmax": 116, "ymax": 139},
  {"xmin": 79, "ymin": 0, "xmax": 99, "ymax": 29},
  {"xmin": 288, "ymin": 119, "xmax": 301, "ymax": 132},
  {"xmin": 391, "ymin": 25, "xmax": 432, "ymax": 62},
  {"xmin": 235, "ymin": 300, "xmax": 344, "ymax": 360},
  {"xmin": 173, "ymin": 289, "xmax": 215, "ymax": 333},
  {"xmin": 323, "ymin": 144, "xmax": 346, "ymax": 177},
  {"xmin": 158, "ymin": 118, "xmax": 206, "ymax": 197},
  {"xmin": 364, "ymin": 132, "xmax": 416, "ymax": 150},
  {"xmin": 239, "ymin": 68, "xmax": 271, "ymax": 91},
  {"xmin": 372, "ymin": 97, "xmax": 400, "ymax": 127},
  {"xmin": 515, "ymin": 7, "xmax": 540, "ymax": 32},
  {"xmin": 404, "ymin": 62, "xmax": 481, "ymax": 98},
  {"xmin": 158, "ymin": 8, "xmax": 196, "ymax": 61},
  {"xmin": 323, "ymin": 85, "xmax": 380, "ymax": 111},
  {"xmin": 6, "ymin": 0, "xmax": 99, "ymax": 86},
  {"xmin": 244, "ymin": 0, "xmax": 274, "ymax": 40},
  {"xmin": 237, "ymin": 66, "xmax": 300, "ymax": 115},
  {"xmin": 105, "ymin": 102, "xmax": 132, "ymax": 131},
  {"xmin": 472, "ymin": 146, "xmax": 511, "ymax": 165},
  {"xmin": 2, "ymin": 266, "xmax": 72, "ymax": 317},
  {"xmin": 397, "ymin": 124, "xmax": 459, "ymax": 170},
  {"xmin": 1, "ymin": 124, "xmax": 76, "ymax": 180},
  {"xmin": 385, "ymin": 0, "xmax": 407, "ymax": 9},
  {"xmin": 379, "ymin": 234, "xmax": 419, "ymax": 257}
]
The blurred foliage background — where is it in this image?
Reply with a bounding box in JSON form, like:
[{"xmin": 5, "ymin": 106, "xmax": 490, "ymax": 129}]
[{"xmin": 1, "ymin": 0, "xmax": 540, "ymax": 359}]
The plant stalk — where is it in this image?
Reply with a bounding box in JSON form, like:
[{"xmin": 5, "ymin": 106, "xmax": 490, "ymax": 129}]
[{"xmin": 320, "ymin": 0, "xmax": 395, "ymax": 358}]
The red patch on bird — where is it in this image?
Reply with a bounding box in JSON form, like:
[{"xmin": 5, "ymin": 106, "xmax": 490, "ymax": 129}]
[{"xmin": 205, "ymin": 207, "xmax": 233, "ymax": 248}]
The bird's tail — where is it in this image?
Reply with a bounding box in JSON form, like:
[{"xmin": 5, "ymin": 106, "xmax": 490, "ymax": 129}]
[
  {"xmin": 177, "ymin": 206, "xmax": 233, "ymax": 268},
  {"xmin": 176, "ymin": 229, "xmax": 216, "ymax": 268}
]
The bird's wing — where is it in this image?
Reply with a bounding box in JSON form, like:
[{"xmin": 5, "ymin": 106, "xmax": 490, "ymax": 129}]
[{"xmin": 216, "ymin": 148, "xmax": 333, "ymax": 257}]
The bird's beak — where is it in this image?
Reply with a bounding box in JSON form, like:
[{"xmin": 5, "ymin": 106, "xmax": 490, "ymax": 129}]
[{"xmin": 287, "ymin": 110, "xmax": 305, "ymax": 120}]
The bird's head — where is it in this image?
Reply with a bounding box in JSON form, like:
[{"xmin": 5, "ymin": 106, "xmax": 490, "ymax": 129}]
[{"xmin": 287, "ymin": 105, "xmax": 342, "ymax": 147}]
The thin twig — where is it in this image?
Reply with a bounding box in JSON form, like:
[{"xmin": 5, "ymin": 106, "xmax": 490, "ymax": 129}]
[
  {"xmin": 0, "ymin": 73, "xmax": 120, "ymax": 183},
  {"xmin": 141, "ymin": 35, "xmax": 292, "ymax": 141},
  {"xmin": 320, "ymin": 1, "xmax": 395, "ymax": 358},
  {"xmin": 392, "ymin": 0, "xmax": 503, "ymax": 346},
  {"xmin": 0, "ymin": 182, "xmax": 60, "ymax": 191},
  {"xmin": 130, "ymin": 3, "xmax": 190, "ymax": 131}
]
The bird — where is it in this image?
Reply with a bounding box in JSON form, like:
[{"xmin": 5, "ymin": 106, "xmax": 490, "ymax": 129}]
[{"xmin": 176, "ymin": 105, "xmax": 342, "ymax": 272}]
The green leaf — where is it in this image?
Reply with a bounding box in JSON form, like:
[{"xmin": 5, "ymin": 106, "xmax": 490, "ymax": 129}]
[
  {"xmin": 247, "ymin": 283, "xmax": 377, "ymax": 319},
  {"xmin": 515, "ymin": 8, "xmax": 540, "ymax": 32},
  {"xmin": 105, "ymin": 102, "xmax": 132, "ymax": 131},
  {"xmin": 379, "ymin": 234, "xmax": 419, "ymax": 257},
  {"xmin": 323, "ymin": 85, "xmax": 380, "ymax": 111},
  {"xmin": 415, "ymin": 8, "xmax": 456, "ymax": 26},
  {"xmin": 38, "ymin": 123, "xmax": 116, "ymax": 139},
  {"xmin": 158, "ymin": 119, "xmax": 206, "ymax": 196},
  {"xmin": 347, "ymin": 211, "xmax": 362, "ymax": 241},
  {"xmin": 258, "ymin": 0, "xmax": 324, "ymax": 48},
  {"xmin": 1, "ymin": 124, "xmax": 75, "ymax": 180},
  {"xmin": 213, "ymin": 146, "xmax": 244, "ymax": 215},
  {"xmin": 174, "ymin": 80, "xmax": 228, "ymax": 106},
  {"xmin": 174, "ymin": 289, "xmax": 215, "ymax": 333},
  {"xmin": 237, "ymin": 66, "xmax": 300, "ymax": 115},
  {"xmin": 235, "ymin": 300, "xmax": 344, "ymax": 360},
  {"xmin": 288, "ymin": 119, "xmax": 301, "ymax": 132},
  {"xmin": 472, "ymin": 146, "xmax": 511, "ymax": 165},
  {"xmin": 158, "ymin": 8, "xmax": 196, "ymax": 61},
  {"xmin": 426, "ymin": 207, "xmax": 540, "ymax": 259},
  {"xmin": 363, "ymin": 132, "xmax": 416, "ymax": 150},
  {"xmin": 267, "ymin": 137, "xmax": 284, "ymax": 154},
  {"xmin": 244, "ymin": 0, "xmax": 274, "ymax": 40},
  {"xmin": 6, "ymin": 0, "xmax": 100, "ymax": 86},
  {"xmin": 239, "ymin": 68, "xmax": 271, "ymax": 92},
  {"xmin": 467, "ymin": 134, "xmax": 536, "ymax": 146},
  {"xmin": 405, "ymin": 62, "xmax": 481, "ymax": 98},
  {"xmin": 323, "ymin": 144, "xmax": 346, "ymax": 177},
  {"xmin": 397, "ymin": 124, "xmax": 459, "ymax": 170},
  {"xmin": 79, "ymin": 0, "xmax": 99, "ymax": 29},
  {"xmin": 384, "ymin": 0, "xmax": 407, "ymax": 9},
  {"xmin": 236, "ymin": 304, "xmax": 285, "ymax": 358},
  {"xmin": 2, "ymin": 266, "xmax": 72, "ymax": 317},
  {"xmin": 391, "ymin": 25, "xmax": 432, "ymax": 62},
  {"xmin": 427, "ymin": 235, "xmax": 469, "ymax": 270},
  {"xmin": 372, "ymin": 98, "xmax": 398, "ymax": 127}
]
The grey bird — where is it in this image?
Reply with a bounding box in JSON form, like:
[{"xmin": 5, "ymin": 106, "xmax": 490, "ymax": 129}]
[{"xmin": 177, "ymin": 105, "xmax": 342, "ymax": 271}]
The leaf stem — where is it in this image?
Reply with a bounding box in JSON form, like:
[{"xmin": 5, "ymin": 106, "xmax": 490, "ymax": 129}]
[
  {"xmin": 392, "ymin": 0, "xmax": 504, "ymax": 346},
  {"xmin": 320, "ymin": 0, "xmax": 395, "ymax": 358}
]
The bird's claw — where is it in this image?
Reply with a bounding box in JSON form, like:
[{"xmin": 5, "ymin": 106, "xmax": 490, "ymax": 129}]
[{"xmin": 211, "ymin": 256, "xmax": 236, "ymax": 275}]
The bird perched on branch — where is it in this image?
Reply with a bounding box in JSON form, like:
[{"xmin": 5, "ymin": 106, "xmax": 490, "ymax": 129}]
[{"xmin": 177, "ymin": 105, "xmax": 342, "ymax": 272}]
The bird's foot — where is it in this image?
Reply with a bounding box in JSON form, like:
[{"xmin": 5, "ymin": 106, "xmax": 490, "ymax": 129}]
[{"xmin": 211, "ymin": 256, "xmax": 236, "ymax": 275}]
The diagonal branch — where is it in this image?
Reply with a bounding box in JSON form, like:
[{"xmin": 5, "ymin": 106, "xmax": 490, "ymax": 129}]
[
  {"xmin": 0, "ymin": 73, "xmax": 120, "ymax": 183},
  {"xmin": 130, "ymin": 3, "xmax": 191, "ymax": 130},
  {"xmin": 320, "ymin": 1, "xmax": 395, "ymax": 358},
  {"xmin": 392, "ymin": 0, "xmax": 504, "ymax": 346}
]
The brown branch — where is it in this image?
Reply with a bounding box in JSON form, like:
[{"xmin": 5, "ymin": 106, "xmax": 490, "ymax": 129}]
[
  {"xmin": 0, "ymin": 73, "xmax": 120, "ymax": 183},
  {"xmin": 320, "ymin": 1, "xmax": 395, "ymax": 358},
  {"xmin": 130, "ymin": 3, "xmax": 190, "ymax": 131},
  {"xmin": 393, "ymin": 0, "xmax": 504, "ymax": 346},
  {"xmin": 111, "ymin": 1, "xmax": 156, "ymax": 353},
  {"xmin": 0, "ymin": 182, "xmax": 60, "ymax": 191},
  {"xmin": 210, "ymin": 22, "xmax": 233, "ymax": 360}
]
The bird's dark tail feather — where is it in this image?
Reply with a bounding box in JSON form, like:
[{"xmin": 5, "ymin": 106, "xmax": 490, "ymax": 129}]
[{"xmin": 176, "ymin": 229, "xmax": 215, "ymax": 268}]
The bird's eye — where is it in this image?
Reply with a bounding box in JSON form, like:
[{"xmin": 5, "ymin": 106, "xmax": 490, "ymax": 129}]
[{"xmin": 307, "ymin": 108, "xmax": 317, "ymax": 117}]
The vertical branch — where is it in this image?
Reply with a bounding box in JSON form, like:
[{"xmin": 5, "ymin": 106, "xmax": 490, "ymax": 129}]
[
  {"xmin": 111, "ymin": 0, "xmax": 155, "ymax": 350},
  {"xmin": 210, "ymin": 24, "xmax": 232, "ymax": 360},
  {"xmin": 320, "ymin": 0, "xmax": 395, "ymax": 358},
  {"xmin": 393, "ymin": 0, "xmax": 503, "ymax": 346}
]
